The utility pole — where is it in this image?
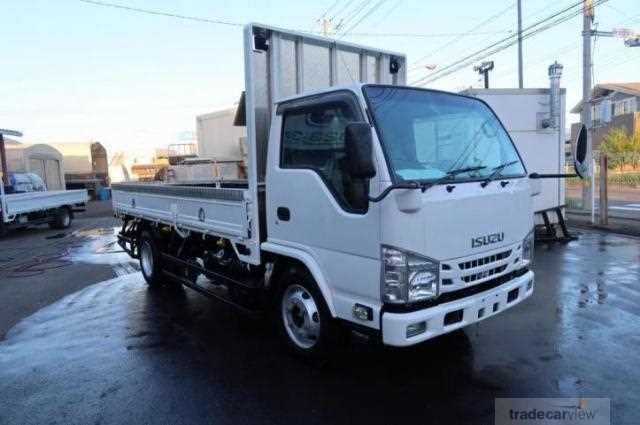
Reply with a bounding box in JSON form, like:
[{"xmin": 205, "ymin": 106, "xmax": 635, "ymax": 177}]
[
  {"xmin": 517, "ymin": 0, "xmax": 524, "ymax": 88},
  {"xmin": 474, "ymin": 61, "xmax": 494, "ymax": 89},
  {"xmin": 582, "ymin": 0, "xmax": 594, "ymax": 221},
  {"xmin": 318, "ymin": 18, "xmax": 332, "ymax": 36}
]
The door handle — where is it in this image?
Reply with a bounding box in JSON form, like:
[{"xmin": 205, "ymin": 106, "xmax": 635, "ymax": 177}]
[{"xmin": 277, "ymin": 207, "xmax": 290, "ymax": 221}]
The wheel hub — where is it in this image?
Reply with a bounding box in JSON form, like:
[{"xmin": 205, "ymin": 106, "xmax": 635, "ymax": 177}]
[
  {"xmin": 281, "ymin": 284, "xmax": 321, "ymax": 349},
  {"xmin": 141, "ymin": 241, "xmax": 154, "ymax": 277}
]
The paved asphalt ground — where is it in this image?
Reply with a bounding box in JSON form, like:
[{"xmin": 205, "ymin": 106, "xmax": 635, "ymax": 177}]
[
  {"xmin": 0, "ymin": 201, "xmax": 135, "ymax": 339},
  {"xmin": 1, "ymin": 203, "xmax": 639, "ymax": 424},
  {"xmin": 600, "ymin": 199, "xmax": 640, "ymax": 220}
]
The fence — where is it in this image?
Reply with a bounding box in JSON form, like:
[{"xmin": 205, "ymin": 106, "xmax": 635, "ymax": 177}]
[{"xmin": 566, "ymin": 152, "xmax": 640, "ymax": 222}]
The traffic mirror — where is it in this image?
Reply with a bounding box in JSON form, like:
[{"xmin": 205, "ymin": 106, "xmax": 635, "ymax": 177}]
[{"xmin": 573, "ymin": 124, "xmax": 589, "ymax": 179}]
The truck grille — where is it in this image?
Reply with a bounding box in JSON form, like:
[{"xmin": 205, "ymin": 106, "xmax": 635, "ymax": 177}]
[
  {"xmin": 459, "ymin": 250, "xmax": 511, "ymax": 270},
  {"xmin": 439, "ymin": 243, "xmax": 520, "ymax": 294},
  {"xmin": 461, "ymin": 264, "xmax": 508, "ymax": 283}
]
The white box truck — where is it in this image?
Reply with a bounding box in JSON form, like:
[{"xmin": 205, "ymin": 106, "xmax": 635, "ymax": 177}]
[
  {"xmin": 196, "ymin": 108, "xmax": 246, "ymax": 162},
  {"xmin": 464, "ymin": 63, "xmax": 576, "ymax": 241},
  {"xmin": 112, "ymin": 24, "xmax": 586, "ymax": 356}
]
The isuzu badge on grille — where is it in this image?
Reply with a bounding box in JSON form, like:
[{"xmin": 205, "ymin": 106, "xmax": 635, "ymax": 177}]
[{"xmin": 472, "ymin": 232, "xmax": 504, "ymax": 248}]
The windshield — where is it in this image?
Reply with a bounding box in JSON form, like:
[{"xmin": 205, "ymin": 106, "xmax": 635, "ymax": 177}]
[{"xmin": 363, "ymin": 86, "xmax": 526, "ymax": 183}]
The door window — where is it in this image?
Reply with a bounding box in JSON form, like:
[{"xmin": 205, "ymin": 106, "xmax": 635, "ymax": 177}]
[{"xmin": 280, "ymin": 98, "xmax": 368, "ymax": 213}]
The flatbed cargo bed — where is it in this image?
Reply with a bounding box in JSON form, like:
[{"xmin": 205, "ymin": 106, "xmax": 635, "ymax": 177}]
[
  {"xmin": 2, "ymin": 189, "xmax": 88, "ymax": 218},
  {"xmin": 111, "ymin": 182, "xmax": 253, "ymax": 241}
]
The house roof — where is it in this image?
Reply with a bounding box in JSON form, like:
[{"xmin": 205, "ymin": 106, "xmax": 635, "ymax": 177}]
[{"xmin": 570, "ymin": 82, "xmax": 640, "ymax": 113}]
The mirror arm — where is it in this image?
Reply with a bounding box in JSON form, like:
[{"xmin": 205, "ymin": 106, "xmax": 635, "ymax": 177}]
[
  {"xmin": 369, "ymin": 182, "xmax": 421, "ymax": 203},
  {"xmin": 529, "ymin": 172, "xmax": 577, "ymax": 179}
]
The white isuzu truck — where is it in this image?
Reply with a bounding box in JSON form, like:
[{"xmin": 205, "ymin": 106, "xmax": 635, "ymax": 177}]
[{"xmin": 112, "ymin": 24, "xmax": 585, "ymax": 356}]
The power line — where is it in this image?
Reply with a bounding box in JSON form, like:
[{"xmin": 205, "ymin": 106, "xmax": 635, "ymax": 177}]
[
  {"xmin": 335, "ymin": 0, "xmax": 388, "ymax": 81},
  {"xmin": 604, "ymin": 3, "xmax": 630, "ymax": 19},
  {"xmin": 318, "ymin": 0, "xmax": 342, "ymax": 20},
  {"xmin": 496, "ymin": 5, "xmax": 640, "ymax": 81},
  {"xmin": 408, "ymin": 2, "xmax": 516, "ymax": 72},
  {"xmin": 77, "ymin": 0, "xmax": 511, "ymax": 40},
  {"xmin": 345, "ymin": 30, "xmax": 513, "ymax": 38},
  {"xmin": 339, "ymin": 0, "xmax": 388, "ymax": 37},
  {"xmin": 522, "ymin": 0, "xmax": 574, "ymax": 26},
  {"xmin": 412, "ymin": 0, "xmax": 609, "ymax": 86},
  {"xmin": 370, "ymin": 0, "xmax": 403, "ymax": 28},
  {"xmin": 411, "ymin": 4, "xmax": 580, "ymax": 85},
  {"xmin": 335, "ymin": 0, "xmax": 371, "ymax": 32},
  {"xmin": 330, "ymin": 0, "xmax": 356, "ymax": 21},
  {"xmin": 77, "ymin": 0, "xmax": 242, "ymax": 27},
  {"xmin": 410, "ymin": 0, "xmax": 575, "ymax": 77},
  {"xmin": 494, "ymin": 41, "xmax": 578, "ymax": 79}
]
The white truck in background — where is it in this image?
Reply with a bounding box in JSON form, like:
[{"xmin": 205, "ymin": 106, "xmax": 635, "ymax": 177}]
[
  {"xmin": 165, "ymin": 108, "xmax": 248, "ymax": 183},
  {"xmin": 464, "ymin": 62, "xmax": 575, "ymax": 241},
  {"xmin": 196, "ymin": 107, "xmax": 246, "ymax": 163},
  {"xmin": 0, "ymin": 130, "xmax": 89, "ymax": 236},
  {"xmin": 112, "ymin": 24, "xmax": 586, "ymax": 356},
  {"xmin": 0, "ymin": 185, "xmax": 88, "ymax": 235}
]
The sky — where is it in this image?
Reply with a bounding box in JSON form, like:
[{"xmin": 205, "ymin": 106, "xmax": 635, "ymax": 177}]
[{"xmin": 1, "ymin": 0, "xmax": 638, "ymax": 160}]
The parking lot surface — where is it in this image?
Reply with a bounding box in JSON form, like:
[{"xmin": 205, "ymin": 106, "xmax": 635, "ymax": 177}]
[
  {"xmin": 0, "ymin": 203, "xmax": 134, "ymax": 339},
  {"xmin": 0, "ymin": 228, "xmax": 638, "ymax": 424}
]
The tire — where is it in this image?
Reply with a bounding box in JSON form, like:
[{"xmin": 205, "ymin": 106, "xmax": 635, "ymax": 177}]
[
  {"xmin": 275, "ymin": 268, "xmax": 335, "ymax": 359},
  {"xmin": 139, "ymin": 231, "xmax": 164, "ymax": 287},
  {"xmin": 49, "ymin": 207, "xmax": 72, "ymax": 229}
]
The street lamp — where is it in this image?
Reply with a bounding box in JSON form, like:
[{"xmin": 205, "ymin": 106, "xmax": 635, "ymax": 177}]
[{"xmin": 474, "ymin": 61, "xmax": 495, "ymax": 89}]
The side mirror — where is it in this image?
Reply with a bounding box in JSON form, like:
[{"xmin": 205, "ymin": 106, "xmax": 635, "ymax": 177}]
[
  {"xmin": 529, "ymin": 178, "xmax": 542, "ymax": 197},
  {"xmin": 573, "ymin": 124, "xmax": 589, "ymax": 179},
  {"xmin": 345, "ymin": 122, "xmax": 376, "ymax": 179}
]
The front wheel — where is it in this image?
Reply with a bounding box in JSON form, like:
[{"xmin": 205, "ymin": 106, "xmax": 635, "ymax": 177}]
[{"xmin": 275, "ymin": 269, "xmax": 335, "ymax": 358}]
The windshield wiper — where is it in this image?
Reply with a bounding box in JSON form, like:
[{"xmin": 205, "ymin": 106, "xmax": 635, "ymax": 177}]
[
  {"xmin": 424, "ymin": 165, "xmax": 487, "ymax": 189},
  {"xmin": 368, "ymin": 165, "xmax": 486, "ymax": 203},
  {"xmin": 480, "ymin": 160, "xmax": 519, "ymax": 188}
]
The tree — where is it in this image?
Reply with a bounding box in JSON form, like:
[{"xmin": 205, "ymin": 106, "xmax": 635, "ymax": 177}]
[{"xmin": 600, "ymin": 127, "xmax": 640, "ymax": 171}]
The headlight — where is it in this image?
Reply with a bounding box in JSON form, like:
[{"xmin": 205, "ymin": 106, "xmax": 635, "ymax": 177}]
[
  {"xmin": 522, "ymin": 228, "xmax": 534, "ymax": 265},
  {"xmin": 381, "ymin": 246, "xmax": 439, "ymax": 304}
]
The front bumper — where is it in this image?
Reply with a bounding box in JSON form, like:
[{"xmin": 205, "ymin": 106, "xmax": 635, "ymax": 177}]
[{"xmin": 382, "ymin": 270, "xmax": 534, "ymax": 346}]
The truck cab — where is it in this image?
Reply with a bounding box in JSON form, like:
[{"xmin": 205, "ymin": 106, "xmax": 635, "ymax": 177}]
[{"xmin": 265, "ymin": 83, "xmax": 534, "ymax": 348}]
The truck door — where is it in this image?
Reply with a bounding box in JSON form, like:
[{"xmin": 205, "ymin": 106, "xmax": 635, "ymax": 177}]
[{"xmin": 266, "ymin": 91, "xmax": 382, "ymax": 317}]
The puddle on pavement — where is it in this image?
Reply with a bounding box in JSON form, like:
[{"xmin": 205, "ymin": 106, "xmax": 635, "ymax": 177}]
[
  {"xmin": 0, "ymin": 226, "xmax": 139, "ymax": 279},
  {"xmin": 68, "ymin": 227, "xmax": 139, "ymax": 275},
  {"xmin": 578, "ymin": 278, "xmax": 608, "ymax": 308}
]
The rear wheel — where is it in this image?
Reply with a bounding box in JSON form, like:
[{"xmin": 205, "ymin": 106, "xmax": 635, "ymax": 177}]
[
  {"xmin": 49, "ymin": 207, "xmax": 72, "ymax": 229},
  {"xmin": 139, "ymin": 231, "xmax": 163, "ymax": 287},
  {"xmin": 275, "ymin": 268, "xmax": 334, "ymax": 358}
]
